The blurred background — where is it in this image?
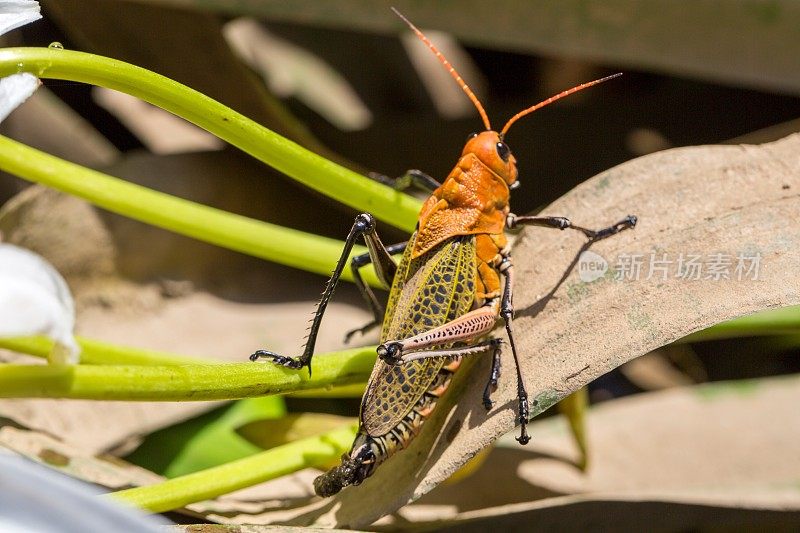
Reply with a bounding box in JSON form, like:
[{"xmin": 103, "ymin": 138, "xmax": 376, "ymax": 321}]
[{"xmin": 1, "ymin": 1, "xmax": 800, "ymax": 530}]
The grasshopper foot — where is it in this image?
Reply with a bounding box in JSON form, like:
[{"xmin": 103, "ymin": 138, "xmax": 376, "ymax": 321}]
[
  {"xmin": 515, "ymin": 392, "xmax": 531, "ymax": 445},
  {"xmin": 516, "ymin": 425, "xmax": 531, "ymax": 445},
  {"xmin": 579, "ymin": 214, "xmax": 638, "ymax": 241},
  {"xmin": 250, "ymin": 350, "xmax": 311, "ymax": 375}
]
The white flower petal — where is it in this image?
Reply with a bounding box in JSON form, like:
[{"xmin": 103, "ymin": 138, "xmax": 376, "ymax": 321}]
[
  {"xmin": 0, "ymin": 243, "xmax": 80, "ymax": 364},
  {"xmin": 0, "ymin": 453, "xmax": 169, "ymax": 532},
  {"xmin": 0, "ymin": 0, "xmax": 41, "ymax": 36},
  {"xmin": 0, "ymin": 72, "xmax": 39, "ymax": 123}
]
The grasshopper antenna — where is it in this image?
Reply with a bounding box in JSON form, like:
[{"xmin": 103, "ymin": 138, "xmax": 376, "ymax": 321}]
[
  {"xmin": 501, "ymin": 73, "xmax": 623, "ymax": 136},
  {"xmin": 392, "ymin": 7, "xmax": 492, "ymax": 131}
]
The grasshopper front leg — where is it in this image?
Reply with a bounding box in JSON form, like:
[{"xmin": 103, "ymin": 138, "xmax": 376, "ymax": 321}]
[
  {"xmin": 250, "ymin": 213, "xmax": 397, "ymax": 376},
  {"xmin": 507, "ymin": 213, "xmax": 637, "ymax": 241}
]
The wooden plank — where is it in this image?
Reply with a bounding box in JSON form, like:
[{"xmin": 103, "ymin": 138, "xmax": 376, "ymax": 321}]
[{"xmin": 133, "ymin": 0, "xmax": 800, "ymax": 95}]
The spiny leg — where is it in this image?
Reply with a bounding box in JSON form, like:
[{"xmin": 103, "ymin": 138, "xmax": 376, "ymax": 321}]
[
  {"xmin": 508, "ymin": 213, "xmax": 637, "ymax": 241},
  {"xmin": 498, "ymin": 254, "xmax": 531, "ymax": 445},
  {"xmin": 498, "ymin": 215, "xmax": 636, "ymax": 443},
  {"xmin": 368, "ymin": 169, "xmax": 441, "ymax": 193},
  {"xmin": 250, "ymin": 213, "xmax": 387, "ymax": 376},
  {"xmin": 345, "ymin": 241, "xmax": 407, "ymax": 344}
]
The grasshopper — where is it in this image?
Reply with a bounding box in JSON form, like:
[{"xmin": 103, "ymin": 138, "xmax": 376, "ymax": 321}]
[{"xmin": 251, "ymin": 9, "xmax": 636, "ymax": 496}]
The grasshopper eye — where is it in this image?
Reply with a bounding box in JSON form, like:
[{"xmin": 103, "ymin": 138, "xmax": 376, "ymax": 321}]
[
  {"xmin": 467, "ymin": 132, "xmax": 478, "ymax": 142},
  {"xmin": 496, "ymin": 141, "xmax": 511, "ymax": 162}
]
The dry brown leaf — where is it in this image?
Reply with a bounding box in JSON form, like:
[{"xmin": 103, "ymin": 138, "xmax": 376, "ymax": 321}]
[
  {"xmin": 0, "ymin": 425, "xmax": 163, "ymax": 489},
  {"xmin": 166, "ymin": 526, "xmax": 351, "ymax": 533},
  {"xmin": 389, "ymin": 374, "xmax": 800, "ymax": 530},
  {"xmin": 0, "ymin": 423, "xmax": 326, "ymax": 525},
  {"xmin": 270, "ymin": 135, "xmax": 800, "ymax": 528},
  {"xmin": 618, "ymin": 347, "xmax": 696, "ymax": 390}
]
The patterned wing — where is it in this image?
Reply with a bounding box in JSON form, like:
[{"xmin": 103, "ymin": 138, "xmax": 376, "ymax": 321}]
[{"xmin": 360, "ymin": 233, "xmax": 476, "ymax": 436}]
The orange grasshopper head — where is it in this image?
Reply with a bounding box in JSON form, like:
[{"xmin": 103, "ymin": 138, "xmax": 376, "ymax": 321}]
[
  {"xmin": 393, "ymin": 8, "xmax": 621, "ymax": 189},
  {"xmin": 462, "ymin": 130, "xmax": 518, "ymax": 189}
]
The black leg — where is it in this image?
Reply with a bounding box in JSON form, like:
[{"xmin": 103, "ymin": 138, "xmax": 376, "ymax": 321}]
[
  {"xmin": 508, "ymin": 214, "xmax": 637, "ymax": 241},
  {"xmin": 483, "ymin": 343, "xmax": 502, "ymax": 410},
  {"xmin": 369, "ymin": 169, "xmax": 440, "ymax": 193},
  {"xmin": 507, "ymin": 215, "xmax": 571, "ymax": 230},
  {"xmin": 498, "ymin": 255, "xmax": 531, "ymax": 445},
  {"xmin": 345, "ymin": 242, "xmax": 408, "ymax": 343},
  {"xmin": 250, "ymin": 213, "xmax": 381, "ymax": 376},
  {"xmin": 495, "ymin": 217, "xmax": 635, "ymax": 444},
  {"xmin": 577, "ymin": 215, "xmax": 638, "ymax": 242}
]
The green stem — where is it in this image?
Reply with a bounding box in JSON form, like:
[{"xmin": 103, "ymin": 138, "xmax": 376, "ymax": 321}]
[
  {"xmin": 289, "ymin": 382, "xmax": 366, "ymax": 398},
  {"xmin": 0, "ymin": 347, "xmax": 375, "ymax": 400},
  {"xmin": 557, "ymin": 387, "xmax": 589, "ymax": 471},
  {"xmin": 0, "ymin": 48, "xmax": 421, "ymax": 232},
  {"xmin": 0, "ymin": 336, "xmax": 367, "ymax": 398},
  {"xmin": 0, "ymin": 336, "xmax": 214, "ymax": 366},
  {"xmin": 111, "ymin": 423, "xmax": 357, "ymax": 513},
  {"xmin": 0, "ymin": 134, "xmax": 379, "ymax": 284},
  {"xmin": 679, "ymin": 305, "xmax": 800, "ymax": 342}
]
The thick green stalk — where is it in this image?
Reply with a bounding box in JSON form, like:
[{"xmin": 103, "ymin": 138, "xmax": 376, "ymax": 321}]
[
  {"xmin": 0, "ymin": 336, "xmax": 212, "ymax": 366},
  {"xmin": 0, "ymin": 48, "xmax": 421, "ymax": 232},
  {"xmin": 0, "ymin": 336, "xmax": 367, "ymax": 398},
  {"xmin": 0, "ymin": 135, "xmax": 379, "ymax": 284},
  {"xmin": 111, "ymin": 423, "xmax": 358, "ymax": 513},
  {"xmin": 679, "ymin": 304, "xmax": 800, "ymax": 342},
  {"xmin": 0, "ymin": 347, "xmax": 375, "ymax": 400}
]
